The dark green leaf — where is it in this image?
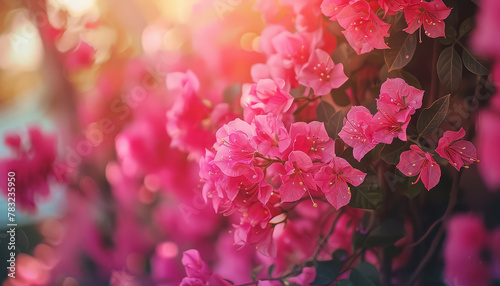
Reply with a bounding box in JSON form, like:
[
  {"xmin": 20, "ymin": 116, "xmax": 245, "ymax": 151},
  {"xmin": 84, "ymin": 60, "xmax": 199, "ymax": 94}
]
[
  {"xmin": 462, "ymin": 48, "xmax": 489, "ymax": 75},
  {"xmin": 393, "ymin": 170, "xmax": 424, "ymax": 199},
  {"xmin": 439, "ymin": 26, "xmax": 457, "ymax": 45},
  {"xmin": 459, "ymin": 17, "xmax": 474, "ymax": 38},
  {"xmin": 365, "ymin": 218, "xmax": 405, "ymax": 248},
  {"xmin": 251, "ymin": 265, "xmax": 263, "ymax": 281},
  {"xmin": 332, "ymin": 89, "xmax": 351, "ymax": 107},
  {"xmin": 348, "ymin": 173, "xmax": 383, "ymax": 210},
  {"xmin": 316, "ymin": 100, "xmax": 336, "ymax": 123},
  {"xmin": 326, "ymin": 110, "xmax": 344, "ymax": 139},
  {"xmin": 384, "ymin": 32, "xmax": 417, "ymax": 71},
  {"xmin": 293, "ymin": 102, "xmax": 309, "ymax": 116},
  {"xmin": 380, "ymin": 140, "xmax": 410, "ymax": 165},
  {"xmin": 350, "ymin": 262, "xmax": 381, "ymax": 286},
  {"xmin": 352, "ymin": 231, "xmax": 368, "ymax": 250},
  {"xmin": 379, "ymin": 66, "xmax": 422, "ymax": 89},
  {"xmin": 437, "ymin": 47, "xmax": 462, "ymax": 93},
  {"xmin": 338, "ymin": 280, "xmax": 354, "ymax": 286},
  {"xmin": 268, "ymin": 264, "xmax": 275, "ymax": 278},
  {"xmin": 312, "ymin": 249, "xmax": 349, "ymax": 285},
  {"xmin": 417, "ymin": 94, "xmax": 450, "ymax": 136}
]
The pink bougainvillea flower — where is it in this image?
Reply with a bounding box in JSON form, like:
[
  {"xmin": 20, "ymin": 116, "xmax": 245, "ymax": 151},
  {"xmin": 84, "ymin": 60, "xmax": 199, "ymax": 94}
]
[
  {"xmin": 371, "ymin": 107, "xmax": 411, "ymax": 144},
  {"xmin": 182, "ymin": 249, "xmax": 212, "ymax": 280},
  {"xmin": 213, "ymin": 119, "xmax": 258, "ymax": 178},
  {"xmin": 0, "ymin": 127, "xmax": 59, "ymax": 211},
  {"xmin": 240, "ymin": 78, "xmax": 294, "ymax": 122},
  {"xmin": 444, "ymin": 215, "xmax": 490, "ymax": 286},
  {"xmin": 287, "ymin": 121, "xmax": 335, "ymax": 162},
  {"xmin": 166, "ymin": 70, "xmax": 214, "ymax": 158},
  {"xmin": 336, "ymin": 0, "xmax": 391, "ymax": 55},
  {"xmin": 477, "ymin": 109, "xmax": 500, "ymax": 190},
  {"xmin": 288, "ymin": 266, "xmax": 316, "ymax": 286},
  {"xmin": 436, "ymin": 128, "xmax": 479, "ymax": 171},
  {"xmin": 251, "ymin": 114, "xmax": 291, "ymax": 158},
  {"xmin": 271, "ymin": 31, "xmax": 313, "ymax": 72},
  {"xmin": 472, "ymin": 0, "xmax": 500, "ymax": 57},
  {"xmin": 378, "ymin": 0, "xmax": 408, "ymax": 17},
  {"xmin": 377, "ymin": 78, "xmax": 424, "ymax": 118},
  {"xmin": 338, "ymin": 106, "xmax": 377, "ymax": 162},
  {"xmin": 397, "ymin": 145, "xmax": 441, "ymax": 190},
  {"xmin": 181, "ymin": 249, "xmax": 232, "ymax": 286},
  {"xmin": 278, "ymin": 151, "xmax": 318, "ymax": 204},
  {"xmin": 297, "ymin": 48, "xmax": 348, "ymax": 95},
  {"xmin": 403, "ymin": 0, "xmax": 451, "ymax": 41},
  {"xmin": 321, "ymin": 0, "xmax": 350, "ymax": 21},
  {"xmin": 220, "ymin": 170, "xmax": 274, "ymax": 207},
  {"xmin": 315, "ymin": 157, "xmax": 366, "ymax": 209},
  {"xmin": 234, "ymin": 221, "xmax": 277, "ymax": 257},
  {"xmin": 259, "ymin": 25, "xmax": 288, "ymax": 56}
]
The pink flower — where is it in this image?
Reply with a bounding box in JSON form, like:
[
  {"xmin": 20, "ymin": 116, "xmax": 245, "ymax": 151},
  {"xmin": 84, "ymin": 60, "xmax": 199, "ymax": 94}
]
[
  {"xmin": 288, "ymin": 266, "xmax": 316, "ymax": 286},
  {"xmin": 336, "ymin": 0, "xmax": 391, "ymax": 54},
  {"xmin": 278, "ymin": 151, "xmax": 318, "ymax": 203},
  {"xmin": 378, "ymin": 0, "xmax": 408, "ymax": 17},
  {"xmin": 315, "ymin": 157, "xmax": 366, "ymax": 209},
  {"xmin": 436, "ymin": 128, "xmax": 479, "ymax": 171},
  {"xmin": 272, "ymin": 31, "xmax": 313, "ymax": 72},
  {"xmin": 234, "ymin": 221, "xmax": 277, "ymax": 257},
  {"xmin": 371, "ymin": 107, "xmax": 411, "ymax": 144},
  {"xmin": 338, "ymin": 106, "xmax": 378, "ymax": 162},
  {"xmin": 377, "ymin": 78, "xmax": 424, "ymax": 117},
  {"xmin": 321, "ymin": 0, "xmax": 350, "ymax": 21},
  {"xmin": 403, "ymin": 0, "xmax": 451, "ymax": 41},
  {"xmin": 396, "ymin": 145, "xmax": 441, "ymax": 190},
  {"xmin": 477, "ymin": 109, "xmax": 500, "ymax": 190},
  {"xmin": 241, "ymin": 78, "xmax": 294, "ymax": 122},
  {"xmin": 287, "ymin": 121, "xmax": 336, "ymax": 162},
  {"xmin": 166, "ymin": 70, "xmax": 214, "ymax": 158},
  {"xmin": 297, "ymin": 49, "xmax": 348, "ymax": 95},
  {"xmin": 214, "ymin": 119, "xmax": 258, "ymax": 178},
  {"xmin": 251, "ymin": 114, "xmax": 291, "ymax": 158},
  {"xmin": 0, "ymin": 127, "xmax": 59, "ymax": 211},
  {"xmin": 181, "ymin": 249, "xmax": 232, "ymax": 286},
  {"xmin": 444, "ymin": 215, "xmax": 490, "ymax": 286},
  {"xmin": 472, "ymin": 0, "xmax": 500, "ymax": 57},
  {"xmin": 220, "ymin": 171, "xmax": 274, "ymax": 207}
]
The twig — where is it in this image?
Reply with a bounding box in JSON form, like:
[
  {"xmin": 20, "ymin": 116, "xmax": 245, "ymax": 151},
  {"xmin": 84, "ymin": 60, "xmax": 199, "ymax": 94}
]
[{"xmin": 407, "ymin": 169, "xmax": 462, "ymax": 248}]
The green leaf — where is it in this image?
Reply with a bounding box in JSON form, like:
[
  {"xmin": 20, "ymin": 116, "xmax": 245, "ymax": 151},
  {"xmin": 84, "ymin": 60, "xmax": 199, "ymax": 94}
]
[
  {"xmin": 338, "ymin": 280, "xmax": 354, "ymax": 286},
  {"xmin": 268, "ymin": 264, "xmax": 275, "ymax": 278},
  {"xmin": 437, "ymin": 47, "xmax": 462, "ymax": 93},
  {"xmin": 459, "ymin": 17, "xmax": 474, "ymax": 38},
  {"xmin": 350, "ymin": 262, "xmax": 381, "ymax": 286},
  {"xmin": 380, "ymin": 140, "xmax": 410, "ymax": 165},
  {"xmin": 365, "ymin": 218, "xmax": 405, "ymax": 248},
  {"xmin": 325, "ymin": 110, "xmax": 344, "ymax": 139},
  {"xmin": 384, "ymin": 32, "xmax": 417, "ymax": 72},
  {"xmin": 312, "ymin": 249, "xmax": 349, "ymax": 285},
  {"xmin": 316, "ymin": 100, "xmax": 336, "ymax": 123},
  {"xmin": 379, "ymin": 66, "xmax": 422, "ymax": 89},
  {"xmin": 251, "ymin": 265, "xmax": 263, "ymax": 281},
  {"xmin": 400, "ymin": 178, "xmax": 424, "ymax": 199},
  {"xmin": 348, "ymin": 173, "xmax": 383, "ymax": 210},
  {"xmin": 462, "ymin": 48, "xmax": 489, "ymax": 75},
  {"xmin": 439, "ymin": 26, "xmax": 457, "ymax": 45},
  {"xmin": 417, "ymin": 94, "xmax": 450, "ymax": 136}
]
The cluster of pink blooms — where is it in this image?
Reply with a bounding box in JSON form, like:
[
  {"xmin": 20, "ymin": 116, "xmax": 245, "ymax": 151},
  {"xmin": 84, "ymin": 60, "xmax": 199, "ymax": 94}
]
[
  {"xmin": 322, "ymin": 0, "xmax": 451, "ymax": 53},
  {"xmin": 200, "ymin": 73, "xmax": 366, "ymax": 256}
]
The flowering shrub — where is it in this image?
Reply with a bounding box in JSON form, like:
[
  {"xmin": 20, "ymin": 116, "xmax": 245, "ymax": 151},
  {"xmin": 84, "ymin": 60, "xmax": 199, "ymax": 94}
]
[{"xmin": 0, "ymin": 0, "xmax": 499, "ymax": 285}]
